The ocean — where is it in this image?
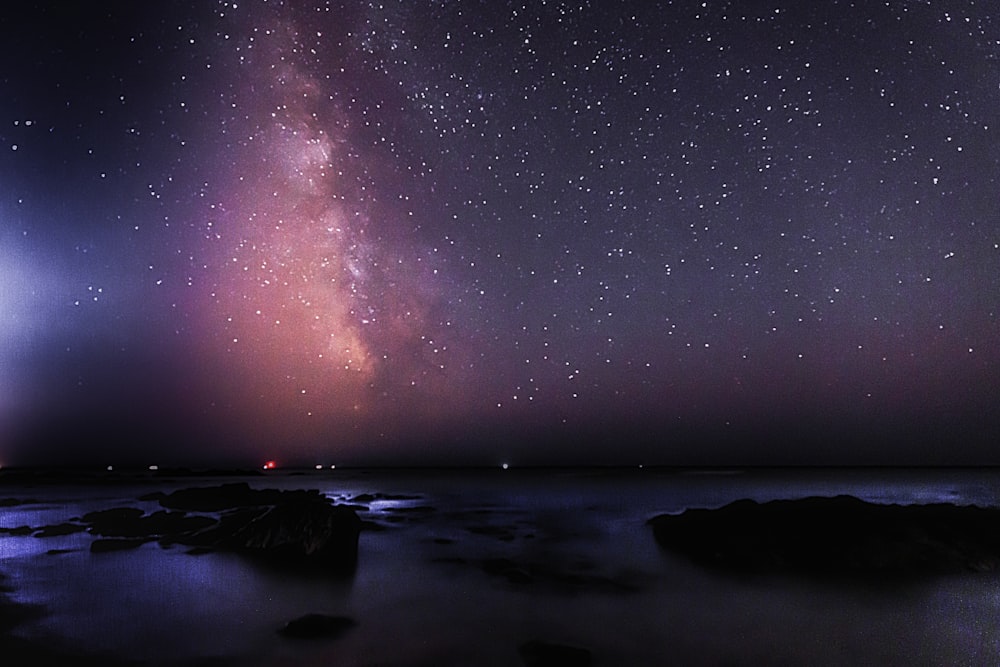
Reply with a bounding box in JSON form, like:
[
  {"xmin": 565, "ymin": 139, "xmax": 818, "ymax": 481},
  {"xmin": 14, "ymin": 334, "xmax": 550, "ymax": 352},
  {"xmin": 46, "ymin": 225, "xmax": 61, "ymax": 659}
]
[{"xmin": 2, "ymin": 467, "xmax": 1000, "ymax": 665}]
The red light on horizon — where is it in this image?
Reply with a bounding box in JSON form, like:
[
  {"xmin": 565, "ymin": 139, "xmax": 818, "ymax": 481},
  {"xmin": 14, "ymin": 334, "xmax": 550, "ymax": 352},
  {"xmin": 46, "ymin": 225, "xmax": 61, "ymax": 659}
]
[{"xmin": 263, "ymin": 460, "xmax": 277, "ymax": 470}]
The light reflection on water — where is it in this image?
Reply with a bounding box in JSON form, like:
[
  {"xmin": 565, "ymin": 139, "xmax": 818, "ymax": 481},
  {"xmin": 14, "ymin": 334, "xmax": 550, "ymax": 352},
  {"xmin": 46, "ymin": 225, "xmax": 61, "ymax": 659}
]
[{"xmin": 0, "ymin": 468, "xmax": 999, "ymax": 665}]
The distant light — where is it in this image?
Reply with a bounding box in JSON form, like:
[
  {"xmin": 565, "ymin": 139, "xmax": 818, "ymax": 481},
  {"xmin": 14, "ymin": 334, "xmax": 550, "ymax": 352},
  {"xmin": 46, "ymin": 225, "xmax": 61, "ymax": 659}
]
[
  {"xmin": 501, "ymin": 463, "xmax": 509, "ymax": 470},
  {"xmin": 330, "ymin": 464, "xmax": 336, "ymax": 470},
  {"xmin": 107, "ymin": 465, "xmax": 114, "ymax": 472},
  {"xmin": 315, "ymin": 464, "xmax": 323, "ymax": 470},
  {"xmin": 148, "ymin": 465, "xmax": 159, "ymax": 471},
  {"xmin": 263, "ymin": 460, "xmax": 277, "ymax": 470}
]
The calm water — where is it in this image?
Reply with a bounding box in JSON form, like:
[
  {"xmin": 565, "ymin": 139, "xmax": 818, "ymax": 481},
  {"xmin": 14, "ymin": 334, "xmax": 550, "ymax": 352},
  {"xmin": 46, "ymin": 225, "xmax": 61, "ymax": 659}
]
[{"xmin": 2, "ymin": 467, "xmax": 1000, "ymax": 665}]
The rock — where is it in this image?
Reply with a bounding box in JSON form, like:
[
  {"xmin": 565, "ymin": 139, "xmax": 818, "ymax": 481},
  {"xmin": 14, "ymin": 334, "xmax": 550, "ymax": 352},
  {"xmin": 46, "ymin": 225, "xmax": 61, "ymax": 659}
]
[
  {"xmin": 518, "ymin": 640, "xmax": 592, "ymax": 667},
  {"xmin": 33, "ymin": 522, "xmax": 87, "ymax": 538},
  {"xmin": 83, "ymin": 508, "xmax": 215, "ymax": 538},
  {"xmin": 18, "ymin": 483, "xmax": 361, "ymax": 573},
  {"xmin": 184, "ymin": 546, "xmax": 214, "ymax": 556},
  {"xmin": 205, "ymin": 501, "xmax": 361, "ymax": 570},
  {"xmin": 277, "ymin": 613, "xmax": 356, "ymax": 639},
  {"xmin": 648, "ymin": 495, "xmax": 1000, "ymax": 577},
  {"xmin": 90, "ymin": 538, "xmax": 150, "ymax": 553},
  {"xmin": 0, "ymin": 498, "xmax": 41, "ymax": 507},
  {"xmin": 350, "ymin": 492, "xmax": 422, "ymax": 504},
  {"xmin": 158, "ymin": 486, "xmax": 363, "ymax": 572},
  {"xmin": 82, "ymin": 507, "xmax": 145, "ymax": 525},
  {"xmin": 483, "ymin": 558, "xmax": 534, "ymax": 584},
  {"xmin": 157, "ymin": 483, "xmax": 326, "ymax": 512},
  {"xmin": 466, "ymin": 524, "xmax": 518, "ymax": 541}
]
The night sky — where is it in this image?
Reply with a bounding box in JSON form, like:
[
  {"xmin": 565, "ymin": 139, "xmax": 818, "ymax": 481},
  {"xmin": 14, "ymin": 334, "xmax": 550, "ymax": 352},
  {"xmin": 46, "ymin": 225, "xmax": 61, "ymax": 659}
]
[{"xmin": 2, "ymin": 1, "xmax": 999, "ymax": 467}]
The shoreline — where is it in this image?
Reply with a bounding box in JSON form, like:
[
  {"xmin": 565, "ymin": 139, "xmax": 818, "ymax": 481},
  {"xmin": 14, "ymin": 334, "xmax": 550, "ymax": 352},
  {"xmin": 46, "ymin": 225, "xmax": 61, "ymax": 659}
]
[{"xmin": 2, "ymin": 470, "xmax": 1000, "ymax": 665}]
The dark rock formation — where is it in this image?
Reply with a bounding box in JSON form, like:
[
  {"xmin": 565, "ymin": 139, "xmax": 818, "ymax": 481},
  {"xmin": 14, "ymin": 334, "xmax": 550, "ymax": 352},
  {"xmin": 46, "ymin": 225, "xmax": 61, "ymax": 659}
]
[
  {"xmin": 350, "ymin": 492, "xmax": 422, "ymax": 504},
  {"xmin": 648, "ymin": 495, "xmax": 1000, "ymax": 577},
  {"xmin": 0, "ymin": 498, "xmax": 41, "ymax": 507},
  {"xmin": 518, "ymin": 640, "xmax": 592, "ymax": 667},
  {"xmin": 277, "ymin": 613, "xmax": 356, "ymax": 639},
  {"xmin": 157, "ymin": 482, "xmax": 323, "ymax": 512},
  {"xmin": 154, "ymin": 484, "xmax": 361, "ymax": 571},
  {"xmin": 84, "ymin": 508, "xmax": 215, "ymax": 538},
  {"xmin": 179, "ymin": 500, "xmax": 362, "ymax": 570},
  {"xmin": 90, "ymin": 538, "xmax": 150, "ymax": 553},
  {"xmin": 22, "ymin": 483, "xmax": 361, "ymax": 572},
  {"xmin": 32, "ymin": 523, "xmax": 88, "ymax": 538}
]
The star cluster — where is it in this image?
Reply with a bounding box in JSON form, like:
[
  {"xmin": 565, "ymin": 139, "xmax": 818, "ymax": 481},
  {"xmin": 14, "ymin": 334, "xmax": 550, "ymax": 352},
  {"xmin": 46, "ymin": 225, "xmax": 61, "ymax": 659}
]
[{"xmin": 2, "ymin": 1, "xmax": 998, "ymax": 466}]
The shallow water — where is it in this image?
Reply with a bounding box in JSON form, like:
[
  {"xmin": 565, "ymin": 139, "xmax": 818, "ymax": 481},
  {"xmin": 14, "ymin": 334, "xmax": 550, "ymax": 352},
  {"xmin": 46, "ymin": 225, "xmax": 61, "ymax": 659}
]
[{"xmin": 2, "ymin": 467, "xmax": 1000, "ymax": 665}]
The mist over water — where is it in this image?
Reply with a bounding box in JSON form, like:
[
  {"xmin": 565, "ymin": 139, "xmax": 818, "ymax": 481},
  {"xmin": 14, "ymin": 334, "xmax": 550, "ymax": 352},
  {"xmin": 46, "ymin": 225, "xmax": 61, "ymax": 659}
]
[{"xmin": 3, "ymin": 467, "xmax": 1000, "ymax": 665}]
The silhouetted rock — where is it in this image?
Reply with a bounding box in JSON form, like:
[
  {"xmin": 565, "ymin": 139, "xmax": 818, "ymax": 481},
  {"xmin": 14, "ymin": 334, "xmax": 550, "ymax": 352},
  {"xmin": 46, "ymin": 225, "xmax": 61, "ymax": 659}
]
[
  {"xmin": 350, "ymin": 492, "xmax": 422, "ymax": 504},
  {"xmin": 15, "ymin": 484, "xmax": 361, "ymax": 573},
  {"xmin": 0, "ymin": 498, "xmax": 41, "ymax": 507},
  {"xmin": 518, "ymin": 639, "xmax": 592, "ymax": 667},
  {"xmin": 152, "ymin": 484, "xmax": 362, "ymax": 572},
  {"xmin": 90, "ymin": 538, "xmax": 150, "ymax": 553},
  {"xmin": 158, "ymin": 482, "xmax": 325, "ymax": 511},
  {"xmin": 277, "ymin": 613, "xmax": 356, "ymax": 639},
  {"xmin": 84, "ymin": 508, "xmax": 215, "ymax": 538},
  {"xmin": 33, "ymin": 522, "xmax": 87, "ymax": 538},
  {"xmin": 188, "ymin": 501, "xmax": 362, "ymax": 570},
  {"xmin": 82, "ymin": 507, "xmax": 144, "ymax": 523},
  {"xmin": 649, "ymin": 495, "xmax": 1000, "ymax": 577}
]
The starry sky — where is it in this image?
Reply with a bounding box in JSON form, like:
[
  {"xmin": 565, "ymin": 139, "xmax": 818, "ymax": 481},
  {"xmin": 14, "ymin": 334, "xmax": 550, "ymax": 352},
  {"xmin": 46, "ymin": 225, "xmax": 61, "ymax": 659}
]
[{"xmin": 2, "ymin": 1, "xmax": 999, "ymax": 467}]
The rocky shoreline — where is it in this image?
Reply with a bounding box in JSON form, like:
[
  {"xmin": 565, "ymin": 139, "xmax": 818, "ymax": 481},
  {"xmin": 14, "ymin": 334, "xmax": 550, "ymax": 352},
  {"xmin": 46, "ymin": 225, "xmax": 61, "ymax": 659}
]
[
  {"xmin": 2, "ymin": 483, "xmax": 362, "ymax": 572},
  {"xmin": 649, "ymin": 494, "xmax": 1000, "ymax": 578},
  {"xmin": 4, "ymin": 482, "xmax": 1000, "ymax": 664}
]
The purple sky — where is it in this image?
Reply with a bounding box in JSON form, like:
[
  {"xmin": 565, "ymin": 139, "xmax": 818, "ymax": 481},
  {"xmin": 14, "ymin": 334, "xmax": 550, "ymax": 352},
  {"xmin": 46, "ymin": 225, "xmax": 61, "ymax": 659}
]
[{"xmin": 2, "ymin": 1, "xmax": 999, "ymax": 467}]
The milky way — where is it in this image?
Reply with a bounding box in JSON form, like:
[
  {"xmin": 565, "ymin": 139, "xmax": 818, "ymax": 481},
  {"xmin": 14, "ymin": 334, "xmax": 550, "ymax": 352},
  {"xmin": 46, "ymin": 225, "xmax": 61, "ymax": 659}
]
[
  {"xmin": 2, "ymin": 1, "xmax": 999, "ymax": 466},
  {"xmin": 186, "ymin": 17, "xmax": 466, "ymax": 455}
]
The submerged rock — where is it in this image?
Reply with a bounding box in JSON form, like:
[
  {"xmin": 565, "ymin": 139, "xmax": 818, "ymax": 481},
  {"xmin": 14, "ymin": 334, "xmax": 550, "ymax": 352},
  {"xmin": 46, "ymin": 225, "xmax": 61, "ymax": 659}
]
[
  {"xmin": 277, "ymin": 613, "xmax": 356, "ymax": 639},
  {"xmin": 518, "ymin": 640, "xmax": 592, "ymax": 667},
  {"xmin": 27, "ymin": 484, "xmax": 364, "ymax": 572},
  {"xmin": 648, "ymin": 495, "xmax": 1000, "ymax": 577},
  {"xmin": 33, "ymin": 523, "xmax": 87, "ymax": 538},
  {"xmin": 90, "ymin": 538, "xmax": 150, "ymax": 553}
]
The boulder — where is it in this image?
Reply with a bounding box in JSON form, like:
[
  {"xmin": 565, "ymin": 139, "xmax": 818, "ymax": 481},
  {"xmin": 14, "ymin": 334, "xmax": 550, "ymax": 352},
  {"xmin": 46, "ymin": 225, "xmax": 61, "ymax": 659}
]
[
  {"xmin": 518, "ymin": 640, "xmax": 592, "ymax": 667},
  {"xmin": 648, "ymin": 495, "xmax": 1000, "ymax": 577},
  {"xmin": 33, "ymin": 523, "xmax": 87, "ymax": 538},
  {"xmin": 187, "ymin": 501, "xmax": 361, "ymax": 570},
  {"xmin": 90, "ymin": 538, "xmax": 150, "ymax": 553},
  {"xmin": 157, "ymin": 483, "xmax": 326, "ymax": 512},
  {"xmin": 277, "ymin": 613, "xmax": 356, "ymax": 639},
  {"xmin": 84, "ymin": 508, "xmax": 215, "ymax": 538},
  {"xmin": 157, "ymin": 485, "xmax": 362, "ymax": 572}
]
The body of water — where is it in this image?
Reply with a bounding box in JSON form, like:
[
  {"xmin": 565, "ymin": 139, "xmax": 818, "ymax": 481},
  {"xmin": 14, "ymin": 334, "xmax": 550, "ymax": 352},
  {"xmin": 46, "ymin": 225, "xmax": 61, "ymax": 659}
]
[{"xmin": 2, "ymin": 467, "xmax": 1000, "ymax": 665}]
